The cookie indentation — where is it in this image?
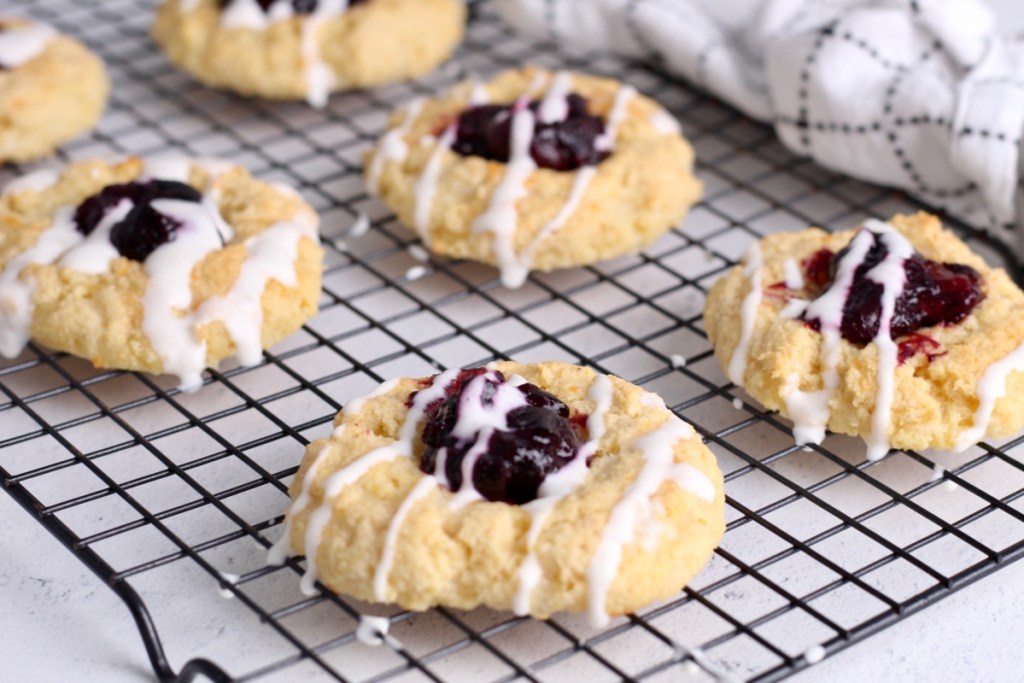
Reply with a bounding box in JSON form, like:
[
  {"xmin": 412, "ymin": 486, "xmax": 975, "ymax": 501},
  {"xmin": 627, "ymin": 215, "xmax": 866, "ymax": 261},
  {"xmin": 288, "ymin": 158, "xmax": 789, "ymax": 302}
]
[
  {"xmin": 452, "ymin": 93, "xmax": 610, "ymax": 172},
  {"xmin": 800, "ymin": 227, "xmax": 984, "ymax": 345},
  {"xmin": 73, "ymin": 180, "xmax": 204, "ymax": 262},
  {"xmin": 417, "ymin": 369, "xmax": 583, "ymax": 504}
]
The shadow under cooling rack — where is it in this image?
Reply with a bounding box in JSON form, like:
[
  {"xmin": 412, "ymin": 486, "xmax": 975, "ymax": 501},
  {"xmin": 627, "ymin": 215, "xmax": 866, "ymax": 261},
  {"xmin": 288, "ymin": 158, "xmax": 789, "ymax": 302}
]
[{"xmin": 4, "ymin": 1, "xmax": 1024, "ymax": 682}]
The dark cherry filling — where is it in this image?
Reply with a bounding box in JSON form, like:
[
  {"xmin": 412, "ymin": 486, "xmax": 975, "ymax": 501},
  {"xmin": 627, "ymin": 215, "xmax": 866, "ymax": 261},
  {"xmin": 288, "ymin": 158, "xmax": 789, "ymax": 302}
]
[
  {"xmin": 897, "ymin": 333, "xmax": 946, "ymax": 365},
  {"xmin": 415, "ymin": 369, "xmax": 584, "ymax": 505},
  {"xmin": 801, "ymin": 248, "xmax": 834, "ymax": 291},
  {"xmin": 218, "ymin": 0, "xmax": 367, "ymax": 14},
  {"xmin": 452, "ymin": 93, "xmax": 610, "ymax": 172},
  {"xmin": 799, "ymin": 229, "xmax": 984, "ymax": 348},
  {"xmin": 74, "ymin": 179, "xmax": 202, "ymax": 262}
]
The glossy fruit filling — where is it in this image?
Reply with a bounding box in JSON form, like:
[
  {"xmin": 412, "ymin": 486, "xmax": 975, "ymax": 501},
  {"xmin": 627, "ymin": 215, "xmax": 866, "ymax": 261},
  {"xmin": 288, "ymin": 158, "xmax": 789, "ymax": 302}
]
[
  {"xmin": 73, "ymin": 179, "xmax": 203, "ymax": 262},
  {"xmin": 416, "ymin": 369, "xmax": 585, "ymax": 505},
  {"xmin": 451, "ymin": 93, "xmax": 610, "ymax": 171},
  {"xmin": 799, "ymin": 229, "xmax": 984, "ymax": 346}
]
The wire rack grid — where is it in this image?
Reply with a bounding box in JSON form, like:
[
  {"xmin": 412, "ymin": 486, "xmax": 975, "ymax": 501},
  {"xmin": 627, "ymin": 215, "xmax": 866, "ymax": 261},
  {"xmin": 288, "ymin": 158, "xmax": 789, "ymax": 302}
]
[{"xmin": 3, "ymin": 1, "xmax": 1024, "ymax": 682}]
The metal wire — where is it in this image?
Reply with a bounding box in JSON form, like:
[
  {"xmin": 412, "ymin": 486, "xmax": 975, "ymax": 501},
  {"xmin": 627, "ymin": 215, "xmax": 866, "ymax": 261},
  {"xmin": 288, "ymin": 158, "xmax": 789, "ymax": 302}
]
[{"xmin": 3, "ymin": 1, "xmax": 1024, "ymax": 681}]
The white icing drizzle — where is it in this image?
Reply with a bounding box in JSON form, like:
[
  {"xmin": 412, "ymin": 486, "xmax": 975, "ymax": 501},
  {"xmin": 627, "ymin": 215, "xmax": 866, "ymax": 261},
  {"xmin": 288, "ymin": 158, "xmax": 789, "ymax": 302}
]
[
  {"xmin": 143, "ymin": 156, "xmax": 192, "ymax": 183},
  {"xmin": 465, "ymin": 73, "xmax": 547, "ymax": 288},
  {"xmin": 512, "ymin": 374, "xmax": 614, "ymax": 614},
  {"xmin": 219, "ymin": 0, "xmax": 346, "ymax": 107},
  {"xmin": 863, "ymin": 224, "xmax": 914, "ymax": 461},
  {"xmin": 595, "ymin": 85, "xmax": 636, "ymax": 151},
  {"xmin": 141, "ymin": 198, "xmax": 233, "ymax": 392},
  {"xmin": 372, "ymin": 475, "xmax": 434, "ymax": 601},
  {"xmin": 355, "ymin": 615, "xmax": 391, "ymax": 646},
  {"xmin": 773, "ymin": 221, "xmax": 922, "ymax": 458},
  {"xmin": 443, "ymin": 373, "xmax": 530, "ymax": 510},
  {"xmin": 479, "ymin": 76, "xmax": 634, "ymax": 288},
  {"xmin": 731, "ymin": 397, "xmax": 743, "ymax": 410},
  {"xmin": 954, "ymin": 337, "xmax": 1024, "ymax": 452},
  {"xmin": 413, "ymin": 126, "xmax": 456, "ymax": 240},
  {"xmin": 537, "ymin": 70, "xmax": 573, "ymax": 123},
  {"xmin": 194, "ymin": 158, "xmax": 240, "ymax": 179},
  {"xmin": 57, "ymin": 200, "xmax": 132, "ymax": 274},
  {"xmin": 221, "ymin": 0, "xmax": 277, "ymax": 29},
  {"xmin": 782, "ymin": 228, "xmax": 874, "ymax": 445},
  {"xmin": 782, "ymin": 257, "xmax": 804, "ymax": 290},
  {"xmin": 512, "ymin": 373, "xmax": 613, "ymax": 616},
  {"xmin": 300, "ymin": 11, "xmax": 334, "ymax": 109},
  {"xmin": 649, "ymin": 109, "xmax": 681, "ymax": 135},
  {"xmin": 1, "ymin": 169, "xmax": 59, "ymax": 196},
  {"xmin": 471, "ymin": 101, "xmax": 538, "ymax": 287},
  {"xmin": 196, "ymin": 211, "xmax": 318, "ymax": 366},
  {"xmin": 342, "ymin": 377, "xmax": 401, "ymax": 420},
  {"xmin": 296, "ymin": 369, "xmax": 461, "ymax": 595},
  {"xmin": 403, "ymin": 74, "xmax": 491, "ymax": 242},
  {"xmin": 929, "ymin": 463, "xmax": 945, "ymax": 483},
  {"xmin": 267, "ymin": 438, "xmax": 334, "ymax": 567},
  {"xmin": 366, "ymin": 99, "xmax": 425, "ymax": 195},
  {"xmin": 469, "ymin": 81, "xmax": 490, "ymax": 106},
  {"xmin": 501, "ymin": 165, "xmax": 597, "ymax": 289},
  {"xmin": 0, "ymin": 207, "xmax": 80, "ymax": 358},
  {"xmin": 0, "ymin": 22, "xmax": 56, "ymax": 68},
  {"xmin": 670, "ymin": 354, "xmax": 687, "ymax": 369},
  {"xmin": 586, "ymin": 413, "xmax": 714, "ymax": 628},
  {"xmin": 727, "ymin": 242, "xmax": 763, "ymax": 386}
]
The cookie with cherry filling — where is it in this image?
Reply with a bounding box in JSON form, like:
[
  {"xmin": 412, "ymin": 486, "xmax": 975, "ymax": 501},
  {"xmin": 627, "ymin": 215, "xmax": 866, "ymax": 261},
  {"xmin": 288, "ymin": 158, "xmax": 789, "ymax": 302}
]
[
  {"xmin": 705, "ymin": 212, "xmax": 1024, "ymax": 456},
  {"xmin": 0, "ymin": 156, "xmax": 323, "ymax": 391},
  {"xmin": 364, "ymin": 67, "xmax": 702, "ymax": 288},
  {"xmin": 270, "ymin": 361, "xmax": 725, "ymax": 624}
]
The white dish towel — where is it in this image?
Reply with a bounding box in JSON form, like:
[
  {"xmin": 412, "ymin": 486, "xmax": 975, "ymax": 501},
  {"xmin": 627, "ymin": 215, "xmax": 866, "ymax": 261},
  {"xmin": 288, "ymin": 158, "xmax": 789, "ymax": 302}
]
[{"xmin": 496, "ymin": 0, "xmax": 1024, "ymax": 252}]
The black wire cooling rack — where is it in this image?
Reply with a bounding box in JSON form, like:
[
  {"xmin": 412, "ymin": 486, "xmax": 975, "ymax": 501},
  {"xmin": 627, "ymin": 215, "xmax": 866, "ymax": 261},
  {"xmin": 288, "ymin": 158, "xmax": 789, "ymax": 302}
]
[{"xmin": 4, "ymin": 1, "xmax": 1024, "ymax": 681}]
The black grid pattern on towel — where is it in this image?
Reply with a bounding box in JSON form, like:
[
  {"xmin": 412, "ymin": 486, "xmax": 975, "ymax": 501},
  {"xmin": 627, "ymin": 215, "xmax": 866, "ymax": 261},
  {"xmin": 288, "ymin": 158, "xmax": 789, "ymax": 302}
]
[{"xmin": 3, "ymin": 1, "xmax": 1024, "ymax": 682}]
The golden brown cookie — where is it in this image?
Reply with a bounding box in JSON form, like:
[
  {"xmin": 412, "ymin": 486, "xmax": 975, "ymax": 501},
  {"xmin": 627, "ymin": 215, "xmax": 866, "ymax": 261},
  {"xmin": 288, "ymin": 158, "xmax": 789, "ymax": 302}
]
[
  {"xmin": 152, "ymin": 0, "xmax": 466, "ymax": 107},
  {"xmin": 0, "ymin": 18, "xmax": 109, "ymax": 163},
  {"xmin": 268, "ymin": 361, "xmax": 725, "ymax": 624},
  {"xmin": 0, "ymin": 156, "xmax": 323, "ymax": 391},
  {"xmin": 705, "ymin": 213, "xmax": 1024, "ymax": 457},
  {"xmin": 364, "ymin": 67, "xmax": 702, "ymax": 288}
]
